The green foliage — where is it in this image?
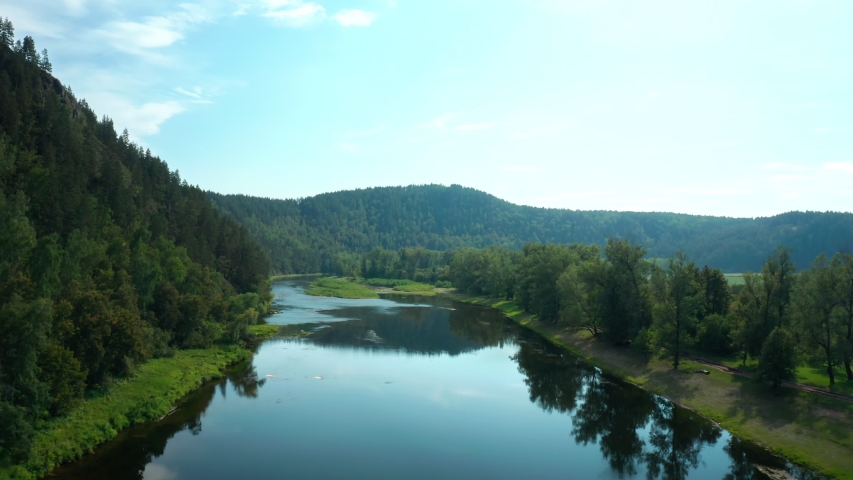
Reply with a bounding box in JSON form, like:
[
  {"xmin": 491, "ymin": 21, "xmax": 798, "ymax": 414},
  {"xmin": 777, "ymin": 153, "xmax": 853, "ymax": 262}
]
[
  {"xmin": 757, "ymin": 327, "xmax": 798, "ymax": 390},
  {"xmin": 0, "ymin": 35, "xmax": 272, "ymax": 468},
  {"xmin": 306, "ymin": 278, "xmax": 379, "ymax": 299},
  {"xmin": 19, "ymin": 347, "xmax": 248, "ymax": 478},
  {"xmin": 695, "ymin": 314, "xmax": 734, "ymax": 355},
  {"xmin": 792, "ymin": 254, "xmax": 843, "ymax": 386},
  {"xmin": 600, "ymin": 239, "xmax": 653, "ymax": 344},
  {"xmin": 650, "ymin": 252, "xmax": 702, "ymax": 369},
  {"xmin": 360, "ymin": 278, "xmax": 414, "ymax": 287},
  {"xmin": 392, "ymin": 282, "xmax": 433, "ymax": 292},
  {"xmin": 209, "ymin": 185, "xmax": 853, "ymax": 276},
  {"xmin": 247, "ymin": 324, "xmax": 279, "ymax": 339},
  {"xmin": 0, "ymin": 402, "xmax": 34, "ymax": 463}
]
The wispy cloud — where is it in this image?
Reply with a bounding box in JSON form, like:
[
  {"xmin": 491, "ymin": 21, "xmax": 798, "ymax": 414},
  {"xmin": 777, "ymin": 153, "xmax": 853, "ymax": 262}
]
[
  {"xmin": 85, "ymin": 93, "xmax": 185, "ymax": 140},
  {"xmin": 334, "ymin": 9, "xmax": 377, "ymax": 27},
  {"xmin": 94, "ymin": 4, "xmax": 213, "ymax": 57},
  {"xmin": 175, "ymin": 86, "xmax": 215, "ymax": 104},
  {"xmin": 264, "ymin": 3, "xmax": 326, "ymax": 26}
]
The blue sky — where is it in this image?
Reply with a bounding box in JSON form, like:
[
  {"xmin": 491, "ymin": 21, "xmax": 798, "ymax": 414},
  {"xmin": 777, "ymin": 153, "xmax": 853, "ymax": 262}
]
[{"xmin": 5, "ymin": 0, "xmax": 853, "ymax": 217}]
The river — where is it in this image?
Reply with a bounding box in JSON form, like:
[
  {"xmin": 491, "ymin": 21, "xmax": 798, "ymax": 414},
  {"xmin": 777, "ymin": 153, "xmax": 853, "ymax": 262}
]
[{"xmin": 50, "ymin": 279, "xmax": 817, "ymax": 479}]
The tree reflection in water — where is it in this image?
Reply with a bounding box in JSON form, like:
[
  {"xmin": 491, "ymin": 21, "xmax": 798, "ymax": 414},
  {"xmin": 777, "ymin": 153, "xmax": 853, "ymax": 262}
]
[
  {"xmin": 509, "ymin": 328, "xmax": 809, "ymax": 480},
  {"xmin": 51, "ymin": 362, "xmax": 267, "ymax": 480}
]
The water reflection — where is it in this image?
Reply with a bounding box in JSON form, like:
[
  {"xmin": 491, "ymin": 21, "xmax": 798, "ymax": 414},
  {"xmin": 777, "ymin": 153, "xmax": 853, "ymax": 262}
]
[
  {"xmin": 48, "ymin": 283, "xmax": 818, "ymax": 480},
  {"xmin": 304, "ymin": 301, "xmax": 515, "ymax": 356},
  {"xmin": 51, "ymin": 363, "xmax": 267, "ymax": 480},
  {"xmin": 510, "ymin": 331, "xmax": 807, "ymax": 480}
]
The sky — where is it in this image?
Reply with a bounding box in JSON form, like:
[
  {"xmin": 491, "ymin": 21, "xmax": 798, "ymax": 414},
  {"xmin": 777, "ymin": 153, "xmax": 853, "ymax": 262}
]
[{"xmin": 4, "ymin": 0, "xmax": 853, "ymax": 218}]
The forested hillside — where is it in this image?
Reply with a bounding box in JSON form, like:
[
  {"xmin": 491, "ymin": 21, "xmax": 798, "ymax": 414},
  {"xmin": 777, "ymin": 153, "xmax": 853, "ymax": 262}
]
[
  {"xmin": 209, "ymin": 185, "xmax": 853, "ymax": 274},
  {"xmin": 0, "ymin": 33, "xmax": 269, "ymax": 464}
]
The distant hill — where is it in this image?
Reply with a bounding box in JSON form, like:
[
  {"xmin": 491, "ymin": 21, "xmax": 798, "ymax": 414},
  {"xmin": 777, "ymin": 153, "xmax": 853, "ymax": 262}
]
[{"xmin": 208, "ymin": 185, "xmax": 853, "ymax": 273}]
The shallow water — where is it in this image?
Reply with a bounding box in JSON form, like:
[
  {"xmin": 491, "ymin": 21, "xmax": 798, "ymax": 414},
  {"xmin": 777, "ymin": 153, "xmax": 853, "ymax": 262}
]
[{"xmin": 50, "ymin": 279, "xmax": 817, "ymax": 480}]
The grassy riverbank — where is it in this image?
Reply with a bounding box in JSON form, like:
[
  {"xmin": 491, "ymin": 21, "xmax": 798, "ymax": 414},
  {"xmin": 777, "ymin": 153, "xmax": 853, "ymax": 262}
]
[
  {"xmin": 1, "ymin": 346, "xmax": 251, "ymax": 480},
  {"xmin": 305, "ymin": 277, "xmax": 379, "ymax": 299},
  {"xmin": 446, "ymin": 291, "xmax": 853, "ymax": 480}
]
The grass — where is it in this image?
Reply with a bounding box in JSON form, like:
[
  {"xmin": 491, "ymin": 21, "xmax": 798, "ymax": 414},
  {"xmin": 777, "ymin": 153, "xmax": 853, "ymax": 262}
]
[
  {"xmin": 444, "ymin": 290, "xmax": 853, "ymax": 480},
  {"xmin": 248, "ymin": 324, "xmax": 280, "ymax": 339},
  {"xmin": 694, "ymin": 349, "xmax": 853, "ymax": 395},
  {"xmin": 392, "ymin": 282, "xmax": 434, "ymax": 293},
  {"xmin": 2, "ymin": 346, "xmax": 250, "ymax": 480},
  {"xmin": 360, "ymin": 278, "xmax": 415, "ymax": 287},
  {"xmin": 724, "ymin": 273, "xmax": 746, "ymax": 286},
  {"xmin": 305, "ymin": 277, "xmax": 378, "ymax": 299}
]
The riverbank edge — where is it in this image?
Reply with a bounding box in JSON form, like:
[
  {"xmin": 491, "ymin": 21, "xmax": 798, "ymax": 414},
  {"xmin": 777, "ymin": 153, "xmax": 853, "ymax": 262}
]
[
  {"xmin": 2, "ymin": 326, "xmax": 281, "ymax": 480},
  {"xmin": 444, "ymin": 291, "xmax": 853, "ymax": 480}
]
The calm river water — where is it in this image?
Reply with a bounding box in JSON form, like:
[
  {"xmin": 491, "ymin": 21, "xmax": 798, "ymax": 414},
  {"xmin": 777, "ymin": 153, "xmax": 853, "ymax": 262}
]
[{"xmin": 51, "ymin": 279, "xmax": 816, "ymax": 480}]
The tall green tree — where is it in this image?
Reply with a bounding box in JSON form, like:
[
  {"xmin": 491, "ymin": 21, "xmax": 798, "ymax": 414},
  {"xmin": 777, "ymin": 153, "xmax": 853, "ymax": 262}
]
[
  {"xmin": 600, "ymin": 238, "xmax": 652, "ymax": 344},
  {"xmin": 650, "ymin": 252, "xmax": 701, "ymax": 369},
  {"xmin": 757, "ymin": 327, "xmax": 797, "ymax": 390},
  {"xmin": 836, "ymin": 253, "xmax": 853, "ymax": 380},
  {"xmin": 792, "ymin": 254, "xmax": 842, "ymax": 386},
  {"xmin": 557, "ymin": 253, "xmax": 605, "ymax": 336}
]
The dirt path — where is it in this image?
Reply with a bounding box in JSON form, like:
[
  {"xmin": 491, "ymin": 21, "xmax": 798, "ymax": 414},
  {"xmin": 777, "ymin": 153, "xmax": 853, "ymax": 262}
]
[{"xmin": 682, "ymin": 353, "xmax": 853, "ymax": 403}]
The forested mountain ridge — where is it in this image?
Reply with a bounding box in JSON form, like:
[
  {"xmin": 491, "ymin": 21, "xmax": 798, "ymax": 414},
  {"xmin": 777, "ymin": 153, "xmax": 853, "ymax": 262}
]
[
  {"xmin": 208, "ymin": 185, "xmax": 853, "ymax": 273},
  {"xmin": 0, "ymin": 33, "xmax": 269, "ymax": 464}
]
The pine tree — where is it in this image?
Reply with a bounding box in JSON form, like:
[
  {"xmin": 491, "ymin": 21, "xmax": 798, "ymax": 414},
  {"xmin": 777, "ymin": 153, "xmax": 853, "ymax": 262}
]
[
  {"xmin": 22, "ymin": 36, "xmax": 37, "ymax": 63},
  {"xmin": 39, "ymin": 48, "xmax": 51, "ymax": 73},
  {"xmin": 13, "ymin": 39, "xmax": 21, "ymax": 53},
  {"xmin": 0, "ymin": 18, "xmax": 13, "ymax": 47}
]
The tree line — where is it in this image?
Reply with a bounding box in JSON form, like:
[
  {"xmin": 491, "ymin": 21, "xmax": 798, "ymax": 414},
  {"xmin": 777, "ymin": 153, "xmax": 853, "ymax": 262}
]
[
  {"xmin": 209, "ymin": 185, "xmax": 853, "ymax": 275},
  {"xmin": 0, "ymin": 31, "xmax": 269, "ymax": 464},
  {"xmin": 448, "ymin": 240, "xmax": 853, "ymax": 390}
]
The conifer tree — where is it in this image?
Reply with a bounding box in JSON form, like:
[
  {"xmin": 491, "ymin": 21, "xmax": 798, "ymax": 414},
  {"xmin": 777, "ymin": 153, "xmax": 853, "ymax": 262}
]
[
  {"xmin": 22, "ymin": 35, "xmax": 37, "ymax": 63},
  {"xmin": 0, "ymin": 18, "xmax": 13, "ymax": 47},
  {"xmin": 39, "ymin": 48, "xmax": 51, "ymax": 73}
]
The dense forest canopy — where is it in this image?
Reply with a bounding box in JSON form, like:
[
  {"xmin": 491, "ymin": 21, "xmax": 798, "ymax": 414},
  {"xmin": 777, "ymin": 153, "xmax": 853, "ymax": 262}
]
[
  {"xmin": 0, "ymin": 29, "xmax": 269, "ymax": 464},
  {"xmin": 209, "ymin": 185, "xmax": 853, "ymax": 274}
]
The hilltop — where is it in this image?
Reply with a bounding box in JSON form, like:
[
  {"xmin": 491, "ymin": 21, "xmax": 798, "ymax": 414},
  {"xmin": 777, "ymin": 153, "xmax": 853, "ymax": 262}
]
[{"xmin": 208, "ymin": 185, "xmax": 853, "ymax": 273}]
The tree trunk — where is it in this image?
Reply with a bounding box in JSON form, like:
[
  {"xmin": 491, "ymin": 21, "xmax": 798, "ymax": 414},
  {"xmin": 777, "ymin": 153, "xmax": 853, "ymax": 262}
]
[{"xmin": 844, "ymin": 357, "xmax": 853, "ymax": 381}]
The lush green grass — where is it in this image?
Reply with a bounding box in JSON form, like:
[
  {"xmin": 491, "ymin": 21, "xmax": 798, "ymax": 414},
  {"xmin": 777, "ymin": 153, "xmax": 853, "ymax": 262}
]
[
  {"xmin": 724, "ymin": 273, "xmax": 745, "ymax": 285},
  {"xmin": 360, "ymin": 278, "xmax": 415, "ymax": 287},
  {"xmin": 305, "ymin": 277, "xmax": 378, "ymax": 299},
  {"xmin": 2, "ymin": 346, "xmax": 249, "ymax": 480},
  {"xmin": 445, "ymin": 290, "xmax": 853, "ymax": 479},
  {"xmin": 392, "ymin": 282, "xmax": 434, "ymax": 293},
  {"xmin": 688, "ymin": 348, "xmax": 853, "ymax": 393},
  {"xmin": 248, "ymin": 324, "xmax": 280, "ymax": 339}
]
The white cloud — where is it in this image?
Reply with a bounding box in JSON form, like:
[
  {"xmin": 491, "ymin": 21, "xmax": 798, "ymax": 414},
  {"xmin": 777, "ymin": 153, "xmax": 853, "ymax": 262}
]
[
  {"xmin": 95, "ymin": 4, "xmax": 213, "ymax": 56},
  {"xmin": 264, "ymin": 3, "xmax": 326, "ymax": 26},
  {"xmin": 175, "ymin": 86, "xmax": 214, "ymax": 104},
  {"xmin": 333, "ymin": 9, "xmax": 377, "ymax": 27},
  {"xmin": 87, "ymin": 94, "xmax": 185, "ymax": 140}
]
